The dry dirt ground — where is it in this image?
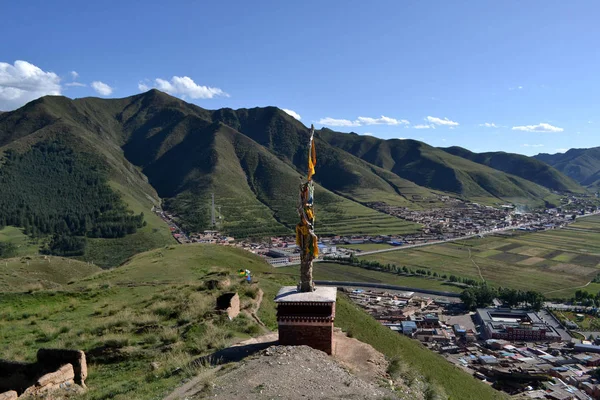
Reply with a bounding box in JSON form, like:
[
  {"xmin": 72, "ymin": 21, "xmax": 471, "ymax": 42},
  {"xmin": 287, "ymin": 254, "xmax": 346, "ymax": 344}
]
[
  {"xmin": 195, "ymin": 345, "xmax": 394, "ymax": 399},
  {"xmin": 164, "ymin": 331, "xmax": 409, "ymax": 400}
]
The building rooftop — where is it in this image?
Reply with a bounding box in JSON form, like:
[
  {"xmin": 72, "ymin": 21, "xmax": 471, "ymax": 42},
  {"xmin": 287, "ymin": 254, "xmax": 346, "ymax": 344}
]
[{"xmin": 275, "ymin": 286, "xmax": 337, "ymax": 303}]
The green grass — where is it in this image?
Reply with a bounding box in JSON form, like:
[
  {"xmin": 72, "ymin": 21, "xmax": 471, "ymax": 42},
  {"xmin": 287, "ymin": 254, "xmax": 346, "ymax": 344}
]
[
  {"xmin": 0, "ymin": 244, "xmax": 500, "ymax": 400},
  {"xmin": 359, "ymin": 215, "xmax": 600, "ymax": 298},
  {"xmin": 0, "ymin": 255, "xmax": 100, "ymax": 292},
  {"xmin": 277, "ymin": 262, "xmax": 463, "ymax": 293},
  {"xmin": 0, "ymin": 226, "xmax": 41, "ymax": 257},
  {"xmin": 335, "ymin": 294, "xmax": 507, "ymax": 400},
  {"xmin": 558, "ymin": 311, "xmax": 600, "ymax": 331},
  {"xmin": 0, "ymin": 245, "xmax": 272, "ymax": 400}
]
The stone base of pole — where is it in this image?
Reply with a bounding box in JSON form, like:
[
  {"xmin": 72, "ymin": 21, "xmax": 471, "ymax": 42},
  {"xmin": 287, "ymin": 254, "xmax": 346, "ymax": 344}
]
[{"xmin": 275, "ymin": 286, "xmax": 337, "ymax": 355}]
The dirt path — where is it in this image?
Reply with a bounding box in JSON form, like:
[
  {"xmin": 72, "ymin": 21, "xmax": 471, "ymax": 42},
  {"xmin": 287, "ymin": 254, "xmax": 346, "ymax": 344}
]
[
  {"xmin": 163, "ymin": 366, "xmax": 222, "ymax": 400},
  {"xmin": 544, "ymin": 280, "xmax": 592, "ymax": 295},
  {"xmin": 247, "ymin": 288, "xmax": 266, "ymax": 329},
  {"xmin": 468, "ymin": 247, "xmax": 485, "ymax": 283}
]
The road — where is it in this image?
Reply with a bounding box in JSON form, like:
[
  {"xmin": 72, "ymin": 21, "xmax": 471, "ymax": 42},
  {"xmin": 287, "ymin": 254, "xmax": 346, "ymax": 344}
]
[
  {"xmin": 274, "ymin": 212, "xmax": 600, "ymax": 267},
  {"xmin": 313, "ymin": 280, "xmax": 462, "ymax": 299},
  {"xmin": 354, "ymin": 211, "xmax": 600, "ymax": 257}
]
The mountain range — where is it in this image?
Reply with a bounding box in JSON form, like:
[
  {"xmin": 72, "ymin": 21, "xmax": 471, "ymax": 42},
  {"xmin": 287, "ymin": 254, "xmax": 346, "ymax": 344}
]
[
  {"xmin": 0, "ymin": 90, "xmax": 597, "ymax": 264},
  {"xmin": 535, "ymin": 147, "xmax": 600, "ymax": 189}
]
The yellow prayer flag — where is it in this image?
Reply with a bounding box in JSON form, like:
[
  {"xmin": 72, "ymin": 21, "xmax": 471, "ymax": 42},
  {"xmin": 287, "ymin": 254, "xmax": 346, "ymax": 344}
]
[{"xmin": 307, "ymin": 138, "xmax": 316, "ymax": 181}]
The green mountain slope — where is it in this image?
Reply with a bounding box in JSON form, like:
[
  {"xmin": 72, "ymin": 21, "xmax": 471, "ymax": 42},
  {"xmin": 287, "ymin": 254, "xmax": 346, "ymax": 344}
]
[
  {"xmin": 535, "ymin": 147, "xmax": 600, "ymax": 188},
  {"xmin": 0, "ymin": 90, "xmax": 421, "ymax": 241},
  {"xmin": 207, "ymin": 106, "xmax": 440, "ymax": 207},
  {"xmin": 441, "ymin": 146, "xmax": 584, "ymax": 193},
  {"xmin": 319, "ymin": 129, "xmax": 558, "ymax": 205}
]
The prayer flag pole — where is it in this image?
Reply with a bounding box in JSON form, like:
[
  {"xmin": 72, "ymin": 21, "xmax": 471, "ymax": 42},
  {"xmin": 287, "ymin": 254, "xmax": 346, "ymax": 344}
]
[{"xmin": 296, "ymin": 124, "xmax": 318, "ymax": 292}]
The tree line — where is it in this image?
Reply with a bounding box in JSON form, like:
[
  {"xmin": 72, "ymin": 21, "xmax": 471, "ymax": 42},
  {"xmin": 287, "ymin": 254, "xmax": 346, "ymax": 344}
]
[
  {"xmin": 323, "ymin": 254, "xmax": 546, "ymax": 311},
  {"xmin": 323, "ymin": 254, "xmax": 483, "ymax": 287},
  {"xmin": 0, "ymin": 141, "xmax": 145, "ymax": 256},
  {"xmin": 460, "ymin": 286, "xmax": 545, "ymax": 311}
]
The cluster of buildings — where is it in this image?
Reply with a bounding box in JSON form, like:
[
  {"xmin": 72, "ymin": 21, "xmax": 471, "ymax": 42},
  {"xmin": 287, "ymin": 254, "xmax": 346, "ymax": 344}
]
[
  {"xmin": 347, "ymin": 289, "xmax": 600, "ymax": 399},
  {"xmin": 365, "ymin": 200, "xmax": 584, "ymax": 240}
]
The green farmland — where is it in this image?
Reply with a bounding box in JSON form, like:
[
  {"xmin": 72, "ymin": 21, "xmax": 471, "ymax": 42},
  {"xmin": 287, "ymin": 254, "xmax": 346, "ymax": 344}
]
[
  {"xmin": 361, "ymin": 215, "xmax": 600, "ymax": 298},
  {"xmin": 277, "ymin": 262, "xmax": 463, "ymax": 293}
]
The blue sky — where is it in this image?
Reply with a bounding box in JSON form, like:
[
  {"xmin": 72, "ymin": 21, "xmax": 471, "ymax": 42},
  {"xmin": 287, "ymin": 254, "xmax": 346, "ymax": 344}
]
[{"xmin": 1, "ymin": 1, "xmax": 598, "ymax": 156}]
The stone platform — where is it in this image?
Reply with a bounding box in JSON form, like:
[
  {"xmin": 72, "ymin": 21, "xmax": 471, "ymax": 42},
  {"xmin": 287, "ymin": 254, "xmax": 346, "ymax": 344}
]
[{"xmin": 275, "ymin": 286, "xmax": 337, "ymax": 354}]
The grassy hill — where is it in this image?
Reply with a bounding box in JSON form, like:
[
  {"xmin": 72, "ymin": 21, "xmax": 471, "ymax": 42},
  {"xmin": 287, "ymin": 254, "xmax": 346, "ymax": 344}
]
[
  {"xmin": 0, "ymin": 255, "xmax": 100, "ymax": 292},
  {"xmin": 0, "ymin": 244, "xmax": 503, "ymax": 400},
  {"xmin": 535, "ymin": 147, "xmax": 600, "ymax": 188},
  {"xmin": 319, "ymin": 129, "xmax": 560, "ymax": 206},
  {"xmin": 442, "ymin": 146, "xmax": 584, "ymax": 193}
]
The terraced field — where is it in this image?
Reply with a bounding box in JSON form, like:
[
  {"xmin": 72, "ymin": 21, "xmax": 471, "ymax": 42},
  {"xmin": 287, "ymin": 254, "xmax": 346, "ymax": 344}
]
[{"xmin": 362, "ymin": 215, "xmax": 600, "ymax": 297}]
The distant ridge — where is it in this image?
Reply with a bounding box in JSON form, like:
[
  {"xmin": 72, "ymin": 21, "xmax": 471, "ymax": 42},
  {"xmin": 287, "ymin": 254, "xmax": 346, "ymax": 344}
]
[
  {"xmin": 535, "ymin": 147, "xmax": 600, "ymax": 188},
  {"xmin": 441, "ymin": 146, "xmax": 584, "ymax": 193}
]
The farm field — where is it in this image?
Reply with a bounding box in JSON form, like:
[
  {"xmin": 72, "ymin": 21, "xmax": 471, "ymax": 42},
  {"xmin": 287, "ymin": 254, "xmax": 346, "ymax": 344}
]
[
  {"xmin": 277, "ymin": 262, "xmax": 463, "ymax": 293},
  {"xmin": 361, "ymin": 215, "xmax": 600, "ymax": 297}
]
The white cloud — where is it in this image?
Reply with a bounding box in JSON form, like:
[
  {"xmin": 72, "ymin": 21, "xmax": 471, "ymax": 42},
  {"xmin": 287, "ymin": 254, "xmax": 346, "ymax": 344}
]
[
  {"xmin": 356, "ymin": 116, "xmax": 409, "ymax": 126},
  {"xmin": 0, "ymin": 60, "xmax": 61, "ymax": 110},
  {"xmin": 317, "ymin": 115, "xmax": 409, "ymax": 127},
  {"xmin": 149, "ymin": 76, "xmax": 228, "ymax": 99},
  {"xmin": 317, "ymin": 117, "xmax": 360, "ymax": 127},
  {"xmin": 138, "ymin": 82, "xmax": 150, "ymax": 92},
  {"xmin": 65, "ymin": 82, "xmax": 86, "ymax": 87},
  {"xmin": 518, "ymin": 86, "xmax": 523, "ymax": 89},
  {"xmin": 522, "ymin": 144, "xmax": 544, "ymax": 148},
  {"xmin": 91, "ymin": 81, "xmax": 113, "ymax": 96},
  {"xmin": 398, "ymin": 137, "xmax": 407, "ymax": 140},
  {"xmin": 413, "ymin": 124, "xmax": 432, "ymax": 129},
  {"xmin": 556, "ymin": 148, "xmax": 569, "ymax": 153},
  {"xmin": 363, "ymin": 132, "xmax": 373, "ymax": 136},
  {"xmin": 282, "ymin": 108, "xmax": 301, "ymax": 121},
  {"xmin": 479, "ymin": 122, "xmax": 498, "ymax": 128},
  {"xmin": 426, "ymin": 116, "xmax": 459, "ymax": 126},
  {"xmin": 70, "ymin": 71, "xmax": 79, "ymax": 80},
  {"xmin": 512, "ymin": 122, "xmax": 563, "ymax": 133}
]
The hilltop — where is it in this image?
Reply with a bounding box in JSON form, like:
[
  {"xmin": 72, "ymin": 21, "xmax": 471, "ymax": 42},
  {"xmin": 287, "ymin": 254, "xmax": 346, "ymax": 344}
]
[{"xmin": 0, "ymin": 244, "xmax": 503, "ymax": 400}]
